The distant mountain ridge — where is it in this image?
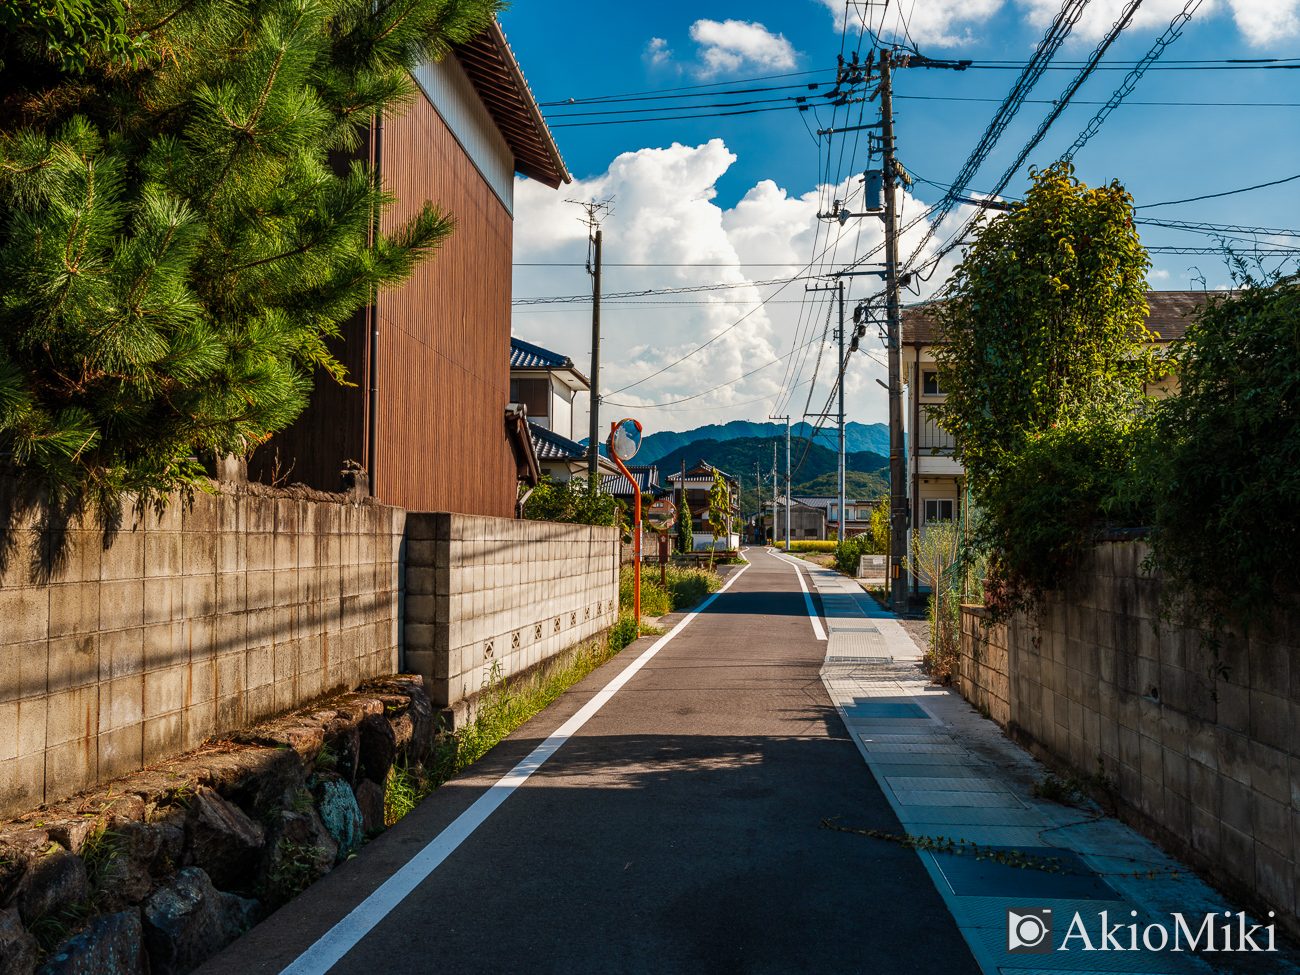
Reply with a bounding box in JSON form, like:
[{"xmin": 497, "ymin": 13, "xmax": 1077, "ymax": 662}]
[
  {"xmin": 653, "ymin": 436, "xmax": 887, "ymax": 488},
  {"xmin": 586, "ymin": 420, "xmax": 890, "ymax": 464}
]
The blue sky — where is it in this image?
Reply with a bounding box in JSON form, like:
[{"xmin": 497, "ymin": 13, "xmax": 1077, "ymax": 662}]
[{"xmin": 503, "ymin": 1, "xmax": 1300, "ymax": 435}]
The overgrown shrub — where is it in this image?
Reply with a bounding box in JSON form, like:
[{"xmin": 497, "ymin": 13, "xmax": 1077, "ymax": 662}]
[
  {"xmin": 522, "ymin": 476, "xmax": 620, "ymax": 526},
  {"xmin": 833, "ymin": 532, "xmax": 874, "ymax": 575},
  {"xmin": 932, "ymin": 163, "xmax": 1160, "ymax": 618},
  {"xmin": 976, "ymin": 414, "xmax": 1154, "ymax": 617}
]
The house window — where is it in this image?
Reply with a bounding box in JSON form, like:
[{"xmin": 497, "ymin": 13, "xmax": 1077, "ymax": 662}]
[
  {"xmin": 922, "ymin": 370, "xmax": 946, "ymax": 396},
  {"xmin": 924, "ymin": 499, "xmax": 954, "ymax": 524},
  {"xmin": 510, "ymin": 378, "xmax": 549, "ymax": 418}
]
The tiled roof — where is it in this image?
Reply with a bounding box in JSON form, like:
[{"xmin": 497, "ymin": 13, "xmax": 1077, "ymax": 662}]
[
  {"xmin": 602, "ymin": 466, "xmax": 660, "ymax": 497},
  {"xmin": 511, "ymin": 337, "xmax": 571, "ymax": 369},
  {"xmin": 529, "ymin": 421, "xmax": 586, "ymax": 461},
  {"xmin": 792, "ymin": 496, "xmax": 869, "ymax": 511},
  {"xmin": 453, "ymin": 22, "xmax": 570, "ymax": 189},
  {"xmin": 666, "ymin": 460, "xmax": 738, "ymax": 484},
  {"xmin": 900, "ymin": 291, "xmax": 1218, "ymax": 346}
]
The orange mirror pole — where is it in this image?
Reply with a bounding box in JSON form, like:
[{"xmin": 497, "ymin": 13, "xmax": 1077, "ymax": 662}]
[{"xmin": 609, "ymin": 423, "xmax": 641, "ymax": 623}]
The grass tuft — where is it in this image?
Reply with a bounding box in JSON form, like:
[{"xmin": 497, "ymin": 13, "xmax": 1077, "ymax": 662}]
[{"xmin": 620, "ymin": 564, "xmax": 721, "ymax": 618}]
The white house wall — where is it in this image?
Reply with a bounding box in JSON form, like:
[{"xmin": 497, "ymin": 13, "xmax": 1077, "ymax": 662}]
[
  {"xmin": 550, "ymin": 374, "xmax": 574, "ymax": 440},
  {"xmin": 411, "ymin": 56, "xmax": 515, "ymax": 215}
]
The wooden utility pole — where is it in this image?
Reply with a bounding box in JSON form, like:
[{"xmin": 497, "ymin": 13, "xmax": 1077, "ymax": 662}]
[
  {"xmin": 567, "ymin": 198, "xmax": 612, "ymax": 485},
  {"xmin": 587, "ymin": 228, "xmax": 601, "ymax": 483},
  {"xmin": 882, "ymin": 52, "xmax": 909, "ymax": 611},
  {"xmin": 837, "ymin": 280, "xmax": 846, "ymax": 542}
]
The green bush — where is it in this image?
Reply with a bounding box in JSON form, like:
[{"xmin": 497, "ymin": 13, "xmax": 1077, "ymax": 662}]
[
  {"xmin": 1147, "ymin": 277, "xmax": 1300, "ymax": 628},
  {"xmin": 833, "ymin": 533, "xmax": 875, "ymax": 575},
  {"xmin": 976, "ymin": 415, "xmax": 1153, "ymax": 616},
  {"xmin": 522, "ymin": 476, "xmax": 620, "ymax": 526}
]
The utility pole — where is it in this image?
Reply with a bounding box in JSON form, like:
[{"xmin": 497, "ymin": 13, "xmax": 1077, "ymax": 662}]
[
  {"xmin": 567, "ymin": 198, "xmax": 613, "ymax": 485},
  {"xmin": 770, "ymin": 415, "xmax": 791, "ymax": 550},
  {"xmin": 881, "ymin": 52, "xmax": 908, "ymax": 611},
  {"xmin": 837, "ymin": 280, "xmax": 846, "ymax": 543}
]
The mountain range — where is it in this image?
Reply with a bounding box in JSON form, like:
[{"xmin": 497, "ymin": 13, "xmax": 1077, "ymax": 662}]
[{"xmin": 584, "ymin": 419, "xmax": 889, "ymax": 465}]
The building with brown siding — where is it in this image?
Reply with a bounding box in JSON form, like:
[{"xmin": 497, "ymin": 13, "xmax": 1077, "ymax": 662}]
[{"xmin": 252, "ymin": 22, "xmax": 569, "ymax": 518}]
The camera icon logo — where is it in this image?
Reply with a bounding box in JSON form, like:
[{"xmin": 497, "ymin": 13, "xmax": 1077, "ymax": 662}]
[{"xmin": 1007, "ymin": 909, "xmax": 1053, "ymax": 953}]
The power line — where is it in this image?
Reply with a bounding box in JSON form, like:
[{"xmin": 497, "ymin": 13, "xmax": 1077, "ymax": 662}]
[
  {"xmin": 1063, "ymin": 0, "xmax": 1203, "ymax": 161},
  {"xmin": 1137, "ymin": 171, "xmax": 1300, "ymax": 208},
  {"xmin": 511, "ymin": 275, "xmax": 818, "ymax": 305},
  {"xmin": 894, "ymin": 0, "xmax": 1090, "ymax": 272},
  {"xmin": 989, "ymin": 0, "xmax": 1145, "ymax": 202},
  {"xmin": 537, "ymin": 69, "xmax": 834, "ymax": 106}
]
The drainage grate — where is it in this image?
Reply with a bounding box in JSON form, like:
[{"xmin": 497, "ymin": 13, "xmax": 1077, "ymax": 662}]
[{"xmin": 826, "ymin": 656, "xmax": 893, "ymax": 663}]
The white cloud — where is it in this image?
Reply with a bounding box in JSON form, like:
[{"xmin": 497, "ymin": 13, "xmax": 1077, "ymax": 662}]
[
  {"xmin": 688, "ymin": 20, "xmax": 797, "ymax": 78},
  {"xmin": 816, "ymin": 0, "xmax": 1005, "ymax": 46},
  {"xmin": 1018, "ymin": 0, "xmax": 1300, "ymax": 47},
  {"xmin": 1225, "ymin": 0, "xmax": 1300, "ymax": 45},
  {"xmin": 512, "ymin": 142, "xmax": 959, "ymax": 435},
  {"xmin": 643, "ymin": 37, "xmax": 676, "ymax": 70}
]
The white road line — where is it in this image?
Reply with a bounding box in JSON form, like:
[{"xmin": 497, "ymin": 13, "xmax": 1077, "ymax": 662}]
[
  {"xmin": 771, "ymin": 550, "xmax": 827, "ymax": 641},
  {"xmin": 280, "ymin": 561, "xmax": 753, "ymax": 975}
]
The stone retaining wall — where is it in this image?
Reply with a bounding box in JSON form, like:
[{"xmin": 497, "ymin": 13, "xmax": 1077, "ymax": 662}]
[
  {"xmin": 0, "ymin": 674, "xmax": 432, "ymax": 975},
  {"xmin": 0, "ymin": 480, "xmax": 404, "ymax": 821},
  {"xmin": 958, "ymin": 540, "xmax": 1300, "ymax": 935},
  {"xmin": 403, "ymin": 513, "xmax": 620, "ymax": 722}
]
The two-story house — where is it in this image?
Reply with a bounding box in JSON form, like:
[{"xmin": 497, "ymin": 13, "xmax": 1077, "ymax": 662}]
[
  {"xmin": 899, "ymin": 290, "xmax": 1206, "ymax": 591},
  {"xmin": 510, "ymin": 336, "xmax": 622, "ymax": 483},
  {"xmin": 666, "ymin": 461, "xmax": 741, "ymax": 552}
]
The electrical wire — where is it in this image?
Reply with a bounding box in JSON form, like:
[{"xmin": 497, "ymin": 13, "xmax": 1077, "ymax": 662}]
[
  {"xmin": 897, "ymin": 0, "xmax": 1090, "ymax": 271},
  {"xmin": 1062, "ymin": 0, "xmax": 1203, "ymax": 161},
  {"xmin": 1137, "ymin": 172, "xmax": 1300, "ymax": 208}
]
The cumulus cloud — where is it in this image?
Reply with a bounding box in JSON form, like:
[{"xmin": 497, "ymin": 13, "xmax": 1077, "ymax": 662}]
[
  {"xmin": 1225, "ymin": 0, "xmax": 1300, "ymax": 44},
  {"xmin": 643, "ymin": 37, "xmax": 676, "ymax": 71},
  {"xmin": 1019, "ymin": 0, "xmax": 1299, "ymax": 47},
  {"xmin": 512, "ymin": 142, "xmax": 960, "ymax": 435},
  {"xmin": 816, "ymin": 0, "xmax": 1004, "ymax": 46},
  {"xmin": 688, "ymin": 20, "xmax": 797, "ymax": 78}
]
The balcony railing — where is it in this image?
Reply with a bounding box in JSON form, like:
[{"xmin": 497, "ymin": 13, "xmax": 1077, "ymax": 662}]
[{"xmin": 917, "ymin": 412, "xmax": 956, "ymax": 453}]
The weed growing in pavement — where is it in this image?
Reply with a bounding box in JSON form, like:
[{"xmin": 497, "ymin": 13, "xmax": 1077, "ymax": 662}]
[
  {"xmin": 1032, "ymin": 756, "xmax": 1119, "ymax": 815},
  {"xmin": 820, "ymin": 819, "xmax": 1180, "ymax": 880},
  {"xmin": 385, "ymin": 760, "xmax": 426, "ymax": 826}
]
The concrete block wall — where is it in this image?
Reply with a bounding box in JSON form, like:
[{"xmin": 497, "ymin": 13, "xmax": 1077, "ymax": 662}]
[
  {"xmin": 956, "ymin": 605, "xmax": 1010, "ymax": 727},
  {"xmin": 404, "ymin": 513, "xmax": 619, "ymax": 717},
  {"xmin": 957, "ymin": 540, "xmax": 1300, "ymax": 935},
  {"xmin": 0, "ymin": 483, "xmax": 404, "ymax": 820}
]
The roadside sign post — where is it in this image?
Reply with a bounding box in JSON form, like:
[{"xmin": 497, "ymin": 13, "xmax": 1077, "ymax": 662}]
[
  {"xmin": 646, "ymin": 498, "xmax": 677, "ymax": 590},
  {"xmin": 609, "ymin": 418, "xmax": 644, "ymax": 622}
]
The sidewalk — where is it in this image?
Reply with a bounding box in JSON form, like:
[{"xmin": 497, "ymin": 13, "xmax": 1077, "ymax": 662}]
[{"xmin": 784, "ymin": 554, "xmax": 1297, "ymax": 975}]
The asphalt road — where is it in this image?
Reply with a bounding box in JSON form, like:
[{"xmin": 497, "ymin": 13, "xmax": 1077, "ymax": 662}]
[{"xmin": 199, "ymin": 548, "xmax": 980, "ymax": 975}]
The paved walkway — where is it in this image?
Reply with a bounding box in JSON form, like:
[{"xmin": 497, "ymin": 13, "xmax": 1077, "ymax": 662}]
[{"xmin": 786, "ymin": 552, "xmax": 1293, "ymax": 975}]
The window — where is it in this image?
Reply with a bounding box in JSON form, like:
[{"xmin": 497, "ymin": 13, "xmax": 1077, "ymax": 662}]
[
  {"xmin": 922, "ymin": 370, "xmax": 946, "ymax": 396},
  {"xmin": 924, "ymin": 499, "xmax": 954, "ymax": 524},
  {"xmin": 509, "ymin": 378, "xmax": 549, "ymax": 418}
]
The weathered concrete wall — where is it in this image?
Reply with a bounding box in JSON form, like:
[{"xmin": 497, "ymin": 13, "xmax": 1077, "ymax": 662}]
[
  {"xmin": 958, "ymin": 541, "xmax": 1300, "ymax": 933},
  {"xmin": 0, "ymin": 484, "xmax": 404, "ymax": 820},
  {"xmin": 403, "ymin": 513, "xmax": 619, "ymax": 720}
]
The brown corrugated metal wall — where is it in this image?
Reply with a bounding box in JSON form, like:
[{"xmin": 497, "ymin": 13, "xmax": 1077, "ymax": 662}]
[
  {"xmin": 251, "ymin": 88, "xmax": 516, "ymax": 519},
  {"xmin": 375, "ymin": 91, "xmax": 514, "ymax": 517}
]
